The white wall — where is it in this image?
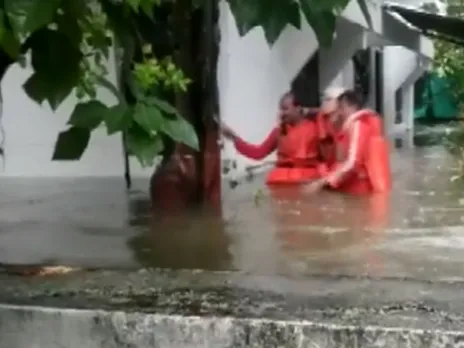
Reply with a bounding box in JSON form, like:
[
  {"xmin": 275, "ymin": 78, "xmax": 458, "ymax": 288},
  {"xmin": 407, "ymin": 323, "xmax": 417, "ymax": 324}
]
[{"xmin": 1, "ymin": 49, "xmax": 153, "ymax": 177}]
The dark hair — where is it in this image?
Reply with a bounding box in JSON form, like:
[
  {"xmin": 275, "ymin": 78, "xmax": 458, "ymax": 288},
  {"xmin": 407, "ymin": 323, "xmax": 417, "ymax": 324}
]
[
  {"xmin": 337, "ymin": 90, "xmax": 363, "ymax": 108},
  {"xmin": 280, "ymin": 91, "xmax": 304, "ymax": 107}
]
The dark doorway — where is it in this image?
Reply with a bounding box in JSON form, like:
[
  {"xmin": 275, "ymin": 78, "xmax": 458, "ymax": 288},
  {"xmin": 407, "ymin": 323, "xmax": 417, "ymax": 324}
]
[
  {"xmin": 291, "ymin": 51, "xmax": 320, "ymax": 107},
  {"xmin": 374, "ymin": 48, "xmax": 384, "ymax": 115},
  {"xmin": 395, "ymin": 88, "xmax": 403, "ymax": 124},
  {"xmin": 352, "ymin": 48, "xmax": 370, "ymax": 103}
]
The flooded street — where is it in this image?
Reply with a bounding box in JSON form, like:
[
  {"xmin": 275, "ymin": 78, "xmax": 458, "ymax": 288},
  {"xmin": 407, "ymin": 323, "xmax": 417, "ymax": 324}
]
[{"xmin": 1, "ymin": 145, "xmax": 464, "ymax": 282}]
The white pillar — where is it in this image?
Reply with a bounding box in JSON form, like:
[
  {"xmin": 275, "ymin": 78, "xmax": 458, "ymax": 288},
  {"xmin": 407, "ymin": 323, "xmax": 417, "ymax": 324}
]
[
  {"xmin": 382, "ymin": 49, "xmax": 396, "ymax": 137},
  {"xmin": 401, "ymin": 83, "xmax": 415, "ymax": 147}
]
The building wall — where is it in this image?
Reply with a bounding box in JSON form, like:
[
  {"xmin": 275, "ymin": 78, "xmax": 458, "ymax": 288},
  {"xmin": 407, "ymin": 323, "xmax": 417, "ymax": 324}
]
[{"xmin": 0, "ymin": 49, "xmax": 153, "ymax": 178}]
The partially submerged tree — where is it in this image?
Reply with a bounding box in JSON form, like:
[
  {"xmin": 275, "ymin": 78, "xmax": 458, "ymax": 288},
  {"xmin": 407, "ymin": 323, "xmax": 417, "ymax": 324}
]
[{"xmin": 0, "ymin": 0, "xmax": 371, "ymax": 206}]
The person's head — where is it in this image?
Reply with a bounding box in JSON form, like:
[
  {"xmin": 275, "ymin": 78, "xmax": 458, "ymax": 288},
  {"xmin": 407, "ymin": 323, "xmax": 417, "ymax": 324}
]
[
  {"xmin": 321, "ymin": 87, "xmax": 346, "ymax": 115},
  {"xmin": 279, "ymin": 91, "xmax": 302, "ymax": 124},
  {"xmin": 337, "ymin": 90, "xmax": 363, "ymax": 119}
]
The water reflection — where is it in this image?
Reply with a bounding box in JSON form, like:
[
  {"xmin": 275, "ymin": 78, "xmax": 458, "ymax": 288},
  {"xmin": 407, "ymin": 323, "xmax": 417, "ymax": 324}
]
[
  {"xmin": 128, "ymin": 208, "xmax": 232, "ymax": 270},
  {"xmin": 2, "ymin": 145, "xmax": 464, "ymax": 281}
]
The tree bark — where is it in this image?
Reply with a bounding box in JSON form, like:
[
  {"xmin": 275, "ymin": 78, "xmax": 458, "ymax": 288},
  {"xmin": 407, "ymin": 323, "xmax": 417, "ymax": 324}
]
[{"xmin": 150, "ymin": 0, "xmax": 220, "ymax": 212}]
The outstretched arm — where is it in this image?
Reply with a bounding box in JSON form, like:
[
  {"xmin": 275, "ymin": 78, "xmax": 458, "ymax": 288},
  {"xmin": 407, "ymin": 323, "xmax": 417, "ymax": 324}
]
[{"xmin": 233, "ymin": 128, "xmax": 279, "ymax": 160}]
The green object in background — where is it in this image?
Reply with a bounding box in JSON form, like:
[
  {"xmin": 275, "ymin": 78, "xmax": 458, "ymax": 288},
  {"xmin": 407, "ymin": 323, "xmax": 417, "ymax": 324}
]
[{"xmin": 415, "ymin": 73, "xmax": 459, "ymax": 122}]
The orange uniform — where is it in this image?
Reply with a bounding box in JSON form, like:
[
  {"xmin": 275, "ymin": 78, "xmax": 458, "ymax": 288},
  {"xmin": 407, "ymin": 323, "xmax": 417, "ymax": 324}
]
[
  {"xmin": 315, "ymin": 112, "xmax": 337, "ymax": 173},
  {"xmin": 325, "ymin": 109, "xmax": 391, "ymax": 195},
  {"xmin": 233, "ymin": 119, "xmax": 323, "ymax": 184}
]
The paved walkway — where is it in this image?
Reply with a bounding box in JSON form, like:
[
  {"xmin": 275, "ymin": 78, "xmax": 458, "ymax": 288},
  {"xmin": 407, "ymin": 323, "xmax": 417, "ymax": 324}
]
[{"xmin": 1, "ymin": 269, "xmax": 464, "ymax": 347}]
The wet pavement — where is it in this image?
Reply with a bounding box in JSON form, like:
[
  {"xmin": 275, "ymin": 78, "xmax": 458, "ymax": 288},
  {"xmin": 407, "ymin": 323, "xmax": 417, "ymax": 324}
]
[{"xmin": 1, "ymin": 145, "xmax": 464, "ymax": 282}]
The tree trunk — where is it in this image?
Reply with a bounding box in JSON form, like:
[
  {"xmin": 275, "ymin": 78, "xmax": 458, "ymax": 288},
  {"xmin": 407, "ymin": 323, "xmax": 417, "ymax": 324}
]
[{"xmin": 150, "ymin": 0, "xmax": 220, "ymax": 212}]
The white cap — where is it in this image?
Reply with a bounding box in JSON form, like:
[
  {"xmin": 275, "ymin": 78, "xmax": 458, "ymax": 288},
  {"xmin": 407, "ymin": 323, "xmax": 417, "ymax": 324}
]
[{"xmin": 323, "ymin": 87, "xmax": 346, "ymax": 100}]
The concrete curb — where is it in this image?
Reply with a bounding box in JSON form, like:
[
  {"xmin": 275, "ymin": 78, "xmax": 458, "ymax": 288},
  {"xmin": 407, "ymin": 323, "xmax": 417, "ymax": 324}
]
[{"xmin": 1, "ymin": 304, "xmax": 463, "ymax": 348}]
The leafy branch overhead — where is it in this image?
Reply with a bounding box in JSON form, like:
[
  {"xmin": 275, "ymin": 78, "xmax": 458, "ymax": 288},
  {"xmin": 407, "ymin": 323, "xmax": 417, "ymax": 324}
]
[
  {"xmin": 0, "ymin": 0, "xmax": 197, "ymax": 167},
  {"xmin": 0, "ymin": 0, "xmax": 371, "ymax": 167},
  {"xmin": 226, "ymin": 0, "xmax": 372, "ymax": 46}
]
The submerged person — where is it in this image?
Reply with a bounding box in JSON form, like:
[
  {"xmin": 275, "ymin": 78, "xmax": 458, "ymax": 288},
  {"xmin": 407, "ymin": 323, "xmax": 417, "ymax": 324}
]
[
  {"xmin": 313, "ymin": 87, "xmax": 347, "ymax": 172},
  {"xmin": 305, "ymin": 90, "xmax": 391, "ymax": 195},
  {"xmin": 221, "ymin": 92, "xmax": 323, "ymax": 184}
]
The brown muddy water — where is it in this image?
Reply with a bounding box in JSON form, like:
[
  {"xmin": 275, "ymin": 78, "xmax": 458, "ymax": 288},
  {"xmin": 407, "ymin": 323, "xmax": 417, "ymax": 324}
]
[{"xmin": 1, "ymin": 143, "xmax": 464, "ymax": 282}]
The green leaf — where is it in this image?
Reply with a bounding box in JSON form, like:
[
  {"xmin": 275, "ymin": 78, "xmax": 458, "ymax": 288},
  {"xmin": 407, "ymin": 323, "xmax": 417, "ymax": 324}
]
[
  {"xmin": 103, "ymin": 104, "xmax": 132, "ymax": 135},
  {"xmin": 227, "ymin": 0, "xmax": 358, "ymax": 46},
  {"xmin": 125, "ymin": 0, "xmax": 141, "ymax": 13},
  {"xmin": 133, "ymin": 101, "xmax": 198, "ymax": 150},
  {"xmin": 23, "ymin": 72, "xmax": 78, "ymax": 109},
  {"xmin": 5, "ymin": 0, "xmax": 62, "ymax": 36},
  {"xmin": 0, "ymin": 10, "xmax": 20, "ymax": 58},
  {"xmin": 102, "ymin": 0, "xmax": 137, "ymax": 96},
  {"xmin": 0, "ymin": 29, "xmax": 20, "ymax": 58},
  {"xmin": 68, "ymin": 101, "xmax": 106, "ymax": 130},
  {"xmin": 24, "ymin": 29, "xmax": 82, "ymax": 109},
  {"xmin": 23, "ymin": 73, "xmax": 47, "ymax": 103},
  {"xmin": 160, "ymin": 115, "xmax": 199, "ymax": 151},
  {"xmin": 86, "ymin": 27, "xmax": 112, "ymax": 58},
  {"xmin": 300, "ymin": 2, "xmax": 337, "ymax": 47},
  {"xmin": 126, "ymin": 125, "xmax": 164, "ymax": 167},
  {"xmin": 28, "ymin": 29, "xmax": 81, "ymax": 73},
  {"xmin": 227, "ymin": 0, "xmax": 261, "ymax": 37},
  {"xmin": 144, "ymin": 96, "xmax": 178, "ymax": 115},
  {"xmin": 52, "ymin": 127, "xmax": 91, "ymax": 160},
  {"xmin": 140, "ymin": 0, "xmax": 155, "ymax": 19},
  {"xmin": 56, "ymin": 13, "xmax": 82, "ymax": 49},
  {"xmin": 286, "ymin": 1, "xmax": 301, "ymax": 29},
  {"xmin": 133, "ymin": 102, "xmax": 164, "ymax": 134},
  {"xmin": 227, "ymin": 0, "xmax": 301, "ymax": 45}
]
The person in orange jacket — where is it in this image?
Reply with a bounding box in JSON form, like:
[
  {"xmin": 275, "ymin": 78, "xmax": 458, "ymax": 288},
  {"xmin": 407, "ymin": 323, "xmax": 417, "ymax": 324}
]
[
  {"xmin": 221, "ymin": 91, "xmax": 324, "ymax": 185},
  {"xmin": 313, "ymin": 87, "xmax": 347, "ymax": 172},
  {"xmin": 305, "ymin": 90, "xmax": 391, "ymax": 195}
]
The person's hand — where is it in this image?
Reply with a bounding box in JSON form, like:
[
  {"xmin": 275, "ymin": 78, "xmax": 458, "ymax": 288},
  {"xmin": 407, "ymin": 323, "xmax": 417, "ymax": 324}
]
[
  {"xmin": 303, "ymin": 178, "xmax": 326, "ymax": 194},
  {"xmin": 220, "ymin": 122, "xmax": 237, "ymax": 140}
]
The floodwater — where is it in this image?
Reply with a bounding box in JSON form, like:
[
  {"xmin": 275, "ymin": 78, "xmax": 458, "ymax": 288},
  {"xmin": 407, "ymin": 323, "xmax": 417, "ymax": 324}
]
[{"xmin": 1, "ymin": 143, "xmax": 464, "ymax": 282}]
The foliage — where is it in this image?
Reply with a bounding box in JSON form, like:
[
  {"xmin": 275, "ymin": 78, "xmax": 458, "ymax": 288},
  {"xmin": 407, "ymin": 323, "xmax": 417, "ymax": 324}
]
[
  {"xmin": 0, "ymin": 0, "xmax": 372, "ymax": 168},
  {"xmin": 0, "ymin": 0, "xmax": 197, "ymax": 167},
  {"xmin": 425, "ymin": 0, "xmax": 464, "ymax": 175},
  {"xmin": 432, "ymin": 40, "xmax": 464, "ymax": 114},
  {"xmin": 226, "ymin": 0, "xmax": 372, "ymax": 46},
  {"xmin": 425, "ymin": 1, "xmax": 464, "ymax": 114}
]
